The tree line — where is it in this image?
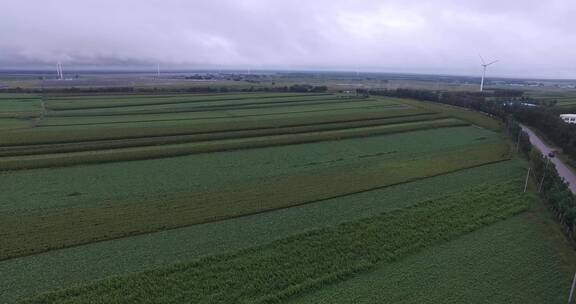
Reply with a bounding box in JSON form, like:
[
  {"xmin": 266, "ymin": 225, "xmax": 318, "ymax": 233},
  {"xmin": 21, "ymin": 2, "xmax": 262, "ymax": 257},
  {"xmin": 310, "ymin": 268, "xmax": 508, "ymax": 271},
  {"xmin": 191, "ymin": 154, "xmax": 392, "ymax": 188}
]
[
  {"xmin": 1, "ymin": 84, "xmax": 328, "ymax": 94},
  {"xmin": 370, "ymin": 88, "xmax": 576, "ymax": 160},
  {"xmin": 507, "ymin": 118, "xmax": 576, "ymax": 239},
  {"xmin": 372, "ymin": 87, "xmax": 576, "ymax": 240}
]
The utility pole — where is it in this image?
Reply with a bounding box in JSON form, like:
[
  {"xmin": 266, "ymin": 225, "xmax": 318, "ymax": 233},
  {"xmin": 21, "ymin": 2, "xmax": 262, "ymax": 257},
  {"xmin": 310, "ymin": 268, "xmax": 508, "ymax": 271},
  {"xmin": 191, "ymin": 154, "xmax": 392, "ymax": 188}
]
[
  {"xmin": 568, "ymin": 272, "xmax": 576, "ymax": 304},
  {"xmin": 538, "ymin": 157, "xmax": 551, "ymax": 193},
  {"xmin": 33, "ymin": 76, "xmax": 46, "ymax": 128},
  {"xmin": 515, "ymin": 131, "xmax": 522, "ymax": 153},
  {"xmin": 524, "ymin": 167, "xmax": 531, "ymax": 193}
]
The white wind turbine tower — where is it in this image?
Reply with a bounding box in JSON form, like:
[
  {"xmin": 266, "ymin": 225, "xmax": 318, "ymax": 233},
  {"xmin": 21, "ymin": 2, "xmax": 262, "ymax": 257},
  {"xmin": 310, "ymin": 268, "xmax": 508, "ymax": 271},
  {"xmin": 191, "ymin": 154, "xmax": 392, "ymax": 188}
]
[
  {"xmin": 56, "ymin": 62, "xmax": 64, "ymax": 80},
  {"xmin": 479, "ymin": 55, "xmax": 498, "ymax": 92}
]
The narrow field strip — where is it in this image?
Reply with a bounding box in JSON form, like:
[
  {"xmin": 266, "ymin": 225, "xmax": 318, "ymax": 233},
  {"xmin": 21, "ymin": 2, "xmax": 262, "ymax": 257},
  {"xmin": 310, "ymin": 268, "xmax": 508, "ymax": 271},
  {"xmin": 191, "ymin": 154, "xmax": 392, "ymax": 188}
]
[
  {"xmin": 0, "ymin": 99, "xmax": 42, "ymax": 118},
  {"xmin": 557, "ymin": 101, "xmax": 576, "ymax": 106},
  {"xmin": 46, "ymin": 92, "xmax": 311, "ymax": 102},
  {"xmin": 46, "ymin": 98, "xmax": 398, "ymax": 117},
  {"xmin": 39, "ymin": 103, "xmax": 408, "ymax": 124},
  {"xmin": 0, "ymin": 142, "xmax": 510, "ymax": 261},
  {"xmin": 45, "ymin": 97, "xmax": 379, "ymax": 117},
  {"xmin": 0, "ymin": 93, "xmax": 41, "ymax": 100},
  {"xmin": 47, "ymin": 93, "xmax": 336, "ymax": 111},
  {"xmin": 19, "ymin": 180, "xmax": 532, "ymax": 304},
  {"xmin": 36, "ymin": 103, "xmax": 421, "ymax": 128},
  {"xmin": 0, "ymin": 118, "xmax": 32, "ymax": 130},
  {"xmin": 0, "ymin": 126, "xmax": 502, "ymax": 215},
  {"xmin": 45, "ymin": 92, "xmax": 252, "ymax": 100},
  {"xmin": 399, "ymin": 98, "xmax": 503, "ymax": 131},
  {"xmin": 46, "ymin": 93, "xmax": 329, "ymax": 109},
  {"xmin": 1, "ymin": 107, "xmax": 427, "ymax": 145},
  {"xmin": 0, "ymin": 114, "xmax": 447, "ymax": 157},
  {"xmin": 0, "ymin": 160, "xmax": 525, "ymax": 303},
  {"xmin": 48, "ymin": 96, "xmax": 356, "ymax": 114},
  {"xmin": 0, "ymin": 118, "xmax": 468, "ymax": 170}
]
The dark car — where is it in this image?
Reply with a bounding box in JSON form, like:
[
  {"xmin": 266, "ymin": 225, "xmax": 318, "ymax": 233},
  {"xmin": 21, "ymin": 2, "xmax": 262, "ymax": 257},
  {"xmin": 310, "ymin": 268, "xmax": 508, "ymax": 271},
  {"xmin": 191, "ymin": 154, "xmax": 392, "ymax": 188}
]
[{"xmin": 548, "ymin": 151, "xmax": 557, "ymax": 158}]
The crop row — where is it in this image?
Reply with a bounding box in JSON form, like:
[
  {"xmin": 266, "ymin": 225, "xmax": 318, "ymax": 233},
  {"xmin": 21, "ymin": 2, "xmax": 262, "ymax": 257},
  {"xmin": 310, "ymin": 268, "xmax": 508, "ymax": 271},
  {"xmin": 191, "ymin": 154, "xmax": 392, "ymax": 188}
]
[
  {"xmin": 0, "ymin": 99, "xmax": 42, "ymax": 118},
  {"xmin": 46, "ymin": 92, "xmax": 326, "ymax": 106},
  {"xmin": 0, "ymin": 118, "xmax": 468, "ymax": 170},
  {"xmin": 19, "ymin": 180, "xmax": 532, "ymax": 304},
  {"xmin": 0, "ymin": 142, "xmax": 510, "ymax": 260},
  {"xmin": 46, "ymin": 93, "xmax": 333, "ymax": 111},
  {"xmin": 399, "ymin": 98, "xmax": 503, "ymax": 131},
  {"xmin": 0, "ymin": 118, "xmax": 31, "ymax": 131},
  {"xmin": 37, "ymin": 101, "xmax": 411, "ymax": 128},
  {"xmin": 0, "ymin": 113, "xmax": 447, "ymax": 157},
  {"xmin": 0, "ymin": 93, "xmax": 40, "ymax": 100},
  {"xmin": 45, "ymin": 98, "xmax": 397, "ymax": 117},
  {"xmin": 45, "ymin": 92, "xmax": 246, "ymax": 100},
  {"xmin": 45, "ymin": 97, "xmax": 376, "ymax": 117},
  {"xmin": 1, "ymin": 106, "xmax": 427, "ymax": 145},
  {"xmin": 0, "ymin": 126, "xmax": 502, "ymax": 215}
]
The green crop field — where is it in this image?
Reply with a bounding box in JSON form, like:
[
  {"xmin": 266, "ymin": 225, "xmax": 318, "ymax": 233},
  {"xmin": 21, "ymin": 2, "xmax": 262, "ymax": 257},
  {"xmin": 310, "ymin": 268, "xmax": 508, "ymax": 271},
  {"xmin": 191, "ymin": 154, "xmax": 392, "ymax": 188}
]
[
  {"xmin": 524, "ymin": 91, "xmax": 576, "ymax": 107},
  {"xmin": 18, "ymin": 181, "xmax": 535, "ymax": 304},
  {"xmin": 0, "ymin": 91, "xmax": 574, "ymax": 303},
  {"xmin": 288, "ymin": 214, "xmax": 569, "ymax": 304},
  {"xmin": 0, "ymin": 160, "xmax": 527, "ymax": 303},
  {"xmin": 0, "ymin": 96, "xmax": 41, "ymax": 117}
]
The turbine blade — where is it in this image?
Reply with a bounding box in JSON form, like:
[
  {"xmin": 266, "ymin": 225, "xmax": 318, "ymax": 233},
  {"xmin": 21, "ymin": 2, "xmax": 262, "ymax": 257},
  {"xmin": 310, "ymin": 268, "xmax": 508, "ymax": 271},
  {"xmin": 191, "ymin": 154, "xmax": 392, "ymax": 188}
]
[
  {"xmin": 478, "ymin": 54, "xmax": 486, "ymax": 64},
  {"xmin": 486, "ymin": 60, "xmax": 499, "ymax": 66}
]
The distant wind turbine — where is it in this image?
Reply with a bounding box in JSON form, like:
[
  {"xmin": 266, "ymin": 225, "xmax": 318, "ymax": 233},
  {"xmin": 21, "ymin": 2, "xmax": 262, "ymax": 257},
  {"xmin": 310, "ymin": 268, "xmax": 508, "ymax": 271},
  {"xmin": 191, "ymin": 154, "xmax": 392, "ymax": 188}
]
[
  {"xmin": 56, "ymin": 62, "xmax": 63, "ymax": 80},
  {"xmin": 479, "ymin": 55, "xmax": 498, "ymax": 92}
]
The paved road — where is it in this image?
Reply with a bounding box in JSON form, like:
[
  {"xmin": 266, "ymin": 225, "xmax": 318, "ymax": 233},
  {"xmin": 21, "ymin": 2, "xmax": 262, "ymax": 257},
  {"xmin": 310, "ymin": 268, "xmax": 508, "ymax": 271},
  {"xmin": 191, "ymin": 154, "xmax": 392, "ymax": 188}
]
[{"xmin": 520, "ymin": 124, "xmax": 576, "ymax": 193}]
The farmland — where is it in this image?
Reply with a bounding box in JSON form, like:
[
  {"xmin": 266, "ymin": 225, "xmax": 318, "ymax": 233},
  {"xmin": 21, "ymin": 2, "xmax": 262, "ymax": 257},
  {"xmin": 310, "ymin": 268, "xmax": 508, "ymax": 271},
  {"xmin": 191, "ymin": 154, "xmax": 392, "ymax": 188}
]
[
  {"xmin": 0, "ymin": 91, "xmax": 574, "ymax": 303},
  {"xmin": 288, "ymin": 214, "xmax": 568, "ymax": 304},
  {"xmin": 525, "ymin": 90, "xmax": 576, "ymax": 107}
]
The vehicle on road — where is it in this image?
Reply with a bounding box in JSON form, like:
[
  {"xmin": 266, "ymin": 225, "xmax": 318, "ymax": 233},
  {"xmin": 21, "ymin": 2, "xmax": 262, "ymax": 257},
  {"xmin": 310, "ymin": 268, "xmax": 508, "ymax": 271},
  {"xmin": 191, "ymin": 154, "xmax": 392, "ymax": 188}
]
[{"xmin": 548, "ymin": 150, "xmax": 559, "ymax": 158}]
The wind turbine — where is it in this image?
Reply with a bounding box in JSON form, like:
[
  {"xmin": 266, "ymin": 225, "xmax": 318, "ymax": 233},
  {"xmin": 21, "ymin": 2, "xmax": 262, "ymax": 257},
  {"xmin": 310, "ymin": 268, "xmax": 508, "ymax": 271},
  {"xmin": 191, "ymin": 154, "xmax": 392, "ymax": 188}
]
[
  {"xmin": 56, "ymin": 62, "xmax": 63, "ymax": 80},
  {"xmin": 479, "ymin": 55, "xmax": 498, "ymax": 92}
]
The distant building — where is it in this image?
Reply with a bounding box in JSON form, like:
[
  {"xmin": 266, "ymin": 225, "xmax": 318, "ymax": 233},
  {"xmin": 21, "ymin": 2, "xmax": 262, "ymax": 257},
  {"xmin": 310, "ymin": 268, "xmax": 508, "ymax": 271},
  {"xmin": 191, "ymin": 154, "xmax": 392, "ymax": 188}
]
[
  {"xmin": 338, "ymin": 90, "xmax": 354, "ymax": 97},
  {"xmin": 560, "ymin": 114, "xmax": 576, "ymax": 124}
]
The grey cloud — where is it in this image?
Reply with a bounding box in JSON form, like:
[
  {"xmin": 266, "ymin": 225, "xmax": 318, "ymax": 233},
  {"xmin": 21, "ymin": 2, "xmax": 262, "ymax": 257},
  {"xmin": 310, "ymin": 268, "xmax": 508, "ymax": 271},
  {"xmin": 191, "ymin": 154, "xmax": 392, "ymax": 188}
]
[{"xmin": 1, "ymin": 0, "xmax": 575, "ymax": 78}]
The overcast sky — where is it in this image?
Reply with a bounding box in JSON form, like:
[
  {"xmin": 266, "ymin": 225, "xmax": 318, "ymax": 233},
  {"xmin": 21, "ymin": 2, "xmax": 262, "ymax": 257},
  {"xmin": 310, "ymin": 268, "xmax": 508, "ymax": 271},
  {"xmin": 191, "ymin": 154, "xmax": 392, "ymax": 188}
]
[{"xmin": 1, "ymin": 0, "xmax": 575, "ymax": 78}]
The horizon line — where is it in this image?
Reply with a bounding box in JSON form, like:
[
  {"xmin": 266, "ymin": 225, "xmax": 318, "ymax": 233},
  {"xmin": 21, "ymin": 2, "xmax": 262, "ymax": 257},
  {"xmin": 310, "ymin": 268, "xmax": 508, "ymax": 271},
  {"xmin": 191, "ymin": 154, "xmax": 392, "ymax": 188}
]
[{"xmin": 0, "ymin": 67, "xmax": 575, "ymax": 82}]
